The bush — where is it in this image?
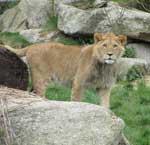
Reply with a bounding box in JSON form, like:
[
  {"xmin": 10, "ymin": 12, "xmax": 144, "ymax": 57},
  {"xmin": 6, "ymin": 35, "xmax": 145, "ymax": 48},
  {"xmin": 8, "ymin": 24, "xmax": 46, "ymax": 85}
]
[
  {"xmin": 123, "ymin": 47, "xmax": 136, "ymax": 58},
  {"xmin": 126, "ymin": 65, "xmax": 146, "ymax": 81}
]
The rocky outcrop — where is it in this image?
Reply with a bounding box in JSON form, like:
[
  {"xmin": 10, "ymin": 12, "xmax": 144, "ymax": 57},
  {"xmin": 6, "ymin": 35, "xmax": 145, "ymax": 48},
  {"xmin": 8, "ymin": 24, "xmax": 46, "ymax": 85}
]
[
  {"xmin": 93, "ymin": 0, "xmax": 107, "ymax": 7},
  {"xmin": 0, "ymin": 0, "xmax": 51, "ymax": 32},
  {"xmin": 57, "ymin": 2, "xmax": 150, "ymax": 42},
  {"xmin": 19, "ymin": 29, "xmax": 68, "ymax": 43},
  {"xmin": 126, "ymin": 43, "xmax": 150, "ymax": 60},
  {"xmin": 0, "ymin": 87, "xmax": 129, "ymax": 145},
  {"xmin": 0, "ymin": 0, "xmax": 88, "ymax": 32}
]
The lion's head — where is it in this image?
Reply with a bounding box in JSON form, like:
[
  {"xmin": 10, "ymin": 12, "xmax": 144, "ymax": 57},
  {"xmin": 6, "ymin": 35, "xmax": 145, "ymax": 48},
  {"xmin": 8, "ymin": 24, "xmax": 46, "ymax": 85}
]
[{"xmin": 93, "ymin": 33, "xmax": 127, "ymax": 64}]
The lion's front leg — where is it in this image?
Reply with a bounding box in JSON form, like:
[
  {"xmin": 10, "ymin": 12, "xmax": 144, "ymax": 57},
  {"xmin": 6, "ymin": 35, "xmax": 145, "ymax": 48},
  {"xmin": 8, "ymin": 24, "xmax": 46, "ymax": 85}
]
[
  {"xmin": 99, "ymin": 88, "xmax": 111, "ymax": 108},
  {"xmin": 71, "ymin": 80, "xmax": 85, "ymax": 102},
  {"xmin": 71, "ymin": 71, "xmax": 88, "ymax": 102}
]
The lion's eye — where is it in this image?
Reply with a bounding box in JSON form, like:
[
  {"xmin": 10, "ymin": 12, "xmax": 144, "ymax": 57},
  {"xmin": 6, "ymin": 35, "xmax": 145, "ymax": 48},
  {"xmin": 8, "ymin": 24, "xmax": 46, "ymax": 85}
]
[
  {"xmin": 113, "ymin": 44, "xmax": 118, "ymax": 48},
  {"xmin": 103, "ymin": 44, "xmax": 107, "ymax": 47}
]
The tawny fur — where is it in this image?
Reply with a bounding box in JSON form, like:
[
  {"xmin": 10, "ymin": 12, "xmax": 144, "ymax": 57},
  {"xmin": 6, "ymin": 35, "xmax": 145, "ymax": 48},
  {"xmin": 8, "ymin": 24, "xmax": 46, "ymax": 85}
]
[{"xmin": 3, "ymin": 33, "xmax": 127, "ymax": 108}]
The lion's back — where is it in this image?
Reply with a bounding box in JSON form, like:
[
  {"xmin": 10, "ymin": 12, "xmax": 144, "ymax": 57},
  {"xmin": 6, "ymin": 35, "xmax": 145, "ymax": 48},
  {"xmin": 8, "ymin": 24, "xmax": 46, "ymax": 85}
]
[{"xmin": 26, "ymin": 42, "xmax": 83, "ymax": 85}]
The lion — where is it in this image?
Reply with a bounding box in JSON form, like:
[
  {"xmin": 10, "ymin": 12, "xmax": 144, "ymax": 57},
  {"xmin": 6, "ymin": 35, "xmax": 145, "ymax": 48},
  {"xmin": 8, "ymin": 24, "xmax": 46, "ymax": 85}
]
[{"xmin": 4, "ymin": 33, "xmax": 127, "ymax": 108}]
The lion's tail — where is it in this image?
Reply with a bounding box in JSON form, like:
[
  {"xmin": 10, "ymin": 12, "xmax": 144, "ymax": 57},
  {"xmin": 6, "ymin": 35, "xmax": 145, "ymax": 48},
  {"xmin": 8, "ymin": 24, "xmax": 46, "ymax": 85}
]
[{"xmin": 3, "ymin": 45, "xmax": 28, "ymax": 57}]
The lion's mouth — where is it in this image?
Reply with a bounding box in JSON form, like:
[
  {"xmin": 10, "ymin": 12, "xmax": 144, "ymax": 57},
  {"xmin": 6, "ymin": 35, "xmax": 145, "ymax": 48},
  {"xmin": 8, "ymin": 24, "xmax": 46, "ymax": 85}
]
[{"xmin": 104, "ymin": 58, "xmax": 115, "ymax": 64}]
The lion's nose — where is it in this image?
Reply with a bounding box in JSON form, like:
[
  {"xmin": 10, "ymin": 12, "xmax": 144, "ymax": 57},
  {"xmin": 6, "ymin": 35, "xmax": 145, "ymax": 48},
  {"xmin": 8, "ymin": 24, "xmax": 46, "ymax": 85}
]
[{"xmin": 107, "ymin": 53, "xmax": 113, "ymax": 56}]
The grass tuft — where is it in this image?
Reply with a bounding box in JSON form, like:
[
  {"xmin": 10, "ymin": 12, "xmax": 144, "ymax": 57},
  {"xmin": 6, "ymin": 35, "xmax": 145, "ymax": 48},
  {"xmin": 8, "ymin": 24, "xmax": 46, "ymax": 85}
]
[
  {"xmin": 43, "ymin": 16, "xmax": 58, "ymax": 32},
  {"xmin": 0, "ymin": 32, "xmax": 31, "ymax": 48},
  {"xmin": 112, "ymin": 0, "xmax": 130, "ymax": 2},
  {"xmin": 57, "ymin": 37, "xmax": 81, "ymax": 45},
  {"xmin": 45, "ymin": 83, "xmax": 99, "ymax": 104}
]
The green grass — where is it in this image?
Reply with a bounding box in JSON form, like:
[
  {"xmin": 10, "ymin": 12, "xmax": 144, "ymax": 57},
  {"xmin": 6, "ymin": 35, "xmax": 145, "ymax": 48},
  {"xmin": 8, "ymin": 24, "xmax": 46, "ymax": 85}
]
[
  {"xmin": 126, "ymin": 65, "xmax": 146, "ymax": 82},
  {"xmin": 0, "ymin": 1, "xmax": 19, "ymax": 15},
  {"xmin": 45, "ymin": 81, "xmax": 150, "ymax": 145},
  {"xmin": 57, "ymin": 37, "xmax": 81, "ymax": 45},
  {"xmin": 46, "ymin": 83, "xmax": 99, "ymax": 105},
  {"xmin": 0, "ymin": 32, "xmax": 31, "ymax": 48},
  {"xmin": 112, "ymin": 0, "xmax": 130, "ymax": 2},
  {"xmin": 111, "ymin": 81, "xmax": 150, "ymax": 145},
  {"xmin": 43, "ymin": 16, "xmax": 58, "ymax": 32}
]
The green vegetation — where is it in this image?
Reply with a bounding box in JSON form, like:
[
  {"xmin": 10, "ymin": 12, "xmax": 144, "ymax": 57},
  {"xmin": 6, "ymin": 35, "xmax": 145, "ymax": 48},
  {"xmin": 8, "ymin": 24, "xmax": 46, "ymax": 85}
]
[
  {"xmin": 46, "ymin": 83, "xmax": 99, "ymax": 105},
  {"xmin": 45, "ymin": 80, "xmax": 150, "ymax": 145},
  {"xmin": 112, "ymin": 0, "xmax": 130, "ymax": 2},
  {"xmin": 111, "ymin": 81, "xmax": 150, "ymax": 145},
  {"xmin": 0, "ymin": 1, "xmax": 19, "ymax": 15},
  {"xmin": 126, "ymin": 65, "xmax": 146, "ymax": 82},
  {"xmin": 123, "ymin": 47, "xmax": 136, "ymax": 58},
  {"xmin": 57, "ymin": 37, "xmax": 81, "ymax": 45},
  {"xmin": 0, "ymin": 128, "xmax": 4, "ymax": 138},
  {"xmin": 27, "ymin": 76, "xmax": 33, "ymax": 92},
  {"xmin": 43, "ymin": 16, "xmax": 58, "ymax": 32},
  {"xmin": 0, "ymin": 32, "xmax": 31, "ymax": 48},
  {"xmin": 133, "ymin": 0, "xmax": 150, "ymax": 13}
]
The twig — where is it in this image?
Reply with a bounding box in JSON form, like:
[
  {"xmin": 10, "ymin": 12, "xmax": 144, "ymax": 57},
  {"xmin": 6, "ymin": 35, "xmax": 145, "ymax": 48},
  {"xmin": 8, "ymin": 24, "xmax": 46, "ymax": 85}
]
[{"xmin": 0, "ymin": 98, "xmax": 19, "ymax": 145}]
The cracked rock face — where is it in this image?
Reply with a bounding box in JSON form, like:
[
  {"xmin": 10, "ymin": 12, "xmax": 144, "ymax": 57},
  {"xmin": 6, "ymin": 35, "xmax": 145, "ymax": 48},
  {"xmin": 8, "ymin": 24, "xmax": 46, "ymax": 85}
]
[
  {"xmin": 57, "ymin": 3, "xmax": 150, "ymax": 42},
  {"xmin": 0, "ymin": 0, "xmax": 51, "ymax": 32},
  {"xmin": 0, "ymin": 0, "xmax": 87, "ymax": 32},
  {"xmin": 0, "ymin": 87, "xmax": 129, "ymax": 145}
]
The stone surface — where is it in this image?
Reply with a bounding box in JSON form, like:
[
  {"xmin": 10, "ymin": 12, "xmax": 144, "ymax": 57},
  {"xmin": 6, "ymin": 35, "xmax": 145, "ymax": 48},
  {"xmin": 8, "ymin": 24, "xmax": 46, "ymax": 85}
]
[
  {"xmin": 0, "ymin": 0, "xmax": 88, "ymax": 32},
  {"xmin": 126, "ymin": 43, "xmax": 150, "ymax": 60},
  {"xmin": 0, "ymin": 87, "xmax": 129, "ymax": 145},
  {"xmin": 93, "ymin": 0, "xmax": 107, "ymax": 7},
  {"xmin": 19, "ymin": 29, "xmax": 67, "ymax": 43},
  {"xmin": 0, "ymin": 0, "xmax": 51, "ymax": 32},
  {"xmin": 57, "ymin": 3, "xmax": 150, "ymax": 42}
]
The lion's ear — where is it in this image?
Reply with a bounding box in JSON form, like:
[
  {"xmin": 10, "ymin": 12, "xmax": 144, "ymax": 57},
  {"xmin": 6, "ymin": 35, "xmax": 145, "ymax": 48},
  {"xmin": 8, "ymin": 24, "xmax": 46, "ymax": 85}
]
[
  {"xmin": 94, "ymin": 33, "xmax": 103, "ymax": 43},
  {"xmin": 118, "ymin": 35, "xmax": 127, "ymax": 46}
]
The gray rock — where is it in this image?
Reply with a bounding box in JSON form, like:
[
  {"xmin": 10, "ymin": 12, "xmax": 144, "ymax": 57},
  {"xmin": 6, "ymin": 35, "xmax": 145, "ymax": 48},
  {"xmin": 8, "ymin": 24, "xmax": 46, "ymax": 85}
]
[
  {"xmin": 0, "ymin": 87, "xmax": 129, "ymax": 145},
  {"xmin": 20, "ymin": 29, "xmax": 69, "ymax": 43},
  {"xmin": 126, "ymin": 43, "xmax": 150, "ymax": 60},
  {"xmin": 0, "ymin": 0, "xmax": 88, "ymax": 32},
  {"xmin": 19, "ymin": 29, "xmax": 43, "ymax": 43},
  {"xmin": 57, "ymin": 3, "xmax": 150, "ymax": 42},
  {"xmin": 93, "ymin": 0, "xmax": 107, "ymax": 7},
  {"xmin": 0, "ymin": 0, "xmax": 51, "ymax": 32}
]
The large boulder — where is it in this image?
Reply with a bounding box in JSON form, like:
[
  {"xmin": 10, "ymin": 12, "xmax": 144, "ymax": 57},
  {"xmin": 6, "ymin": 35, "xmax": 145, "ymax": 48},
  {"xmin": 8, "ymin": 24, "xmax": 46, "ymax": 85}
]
[
  {"xmin": 0, "ymin": 0, "xmax": 51, "ymax": 32},
  {"xmin": 57, "ymin": 2, "xmax": 150, "ymax": 42},
  {"xmin": 0, "ymin": 87, "xmax": 129, "ymax": 145},
  {"xmin": 19, "ymin": 29, "xmax": 68, "ymax": 43},
  {"xmin": 0, "ymin": 0, "xmax": 88, "ymax": 32}
]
